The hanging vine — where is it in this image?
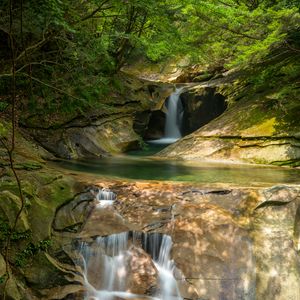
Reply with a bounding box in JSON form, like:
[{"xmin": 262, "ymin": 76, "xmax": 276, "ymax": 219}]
[{"xmin": 0, "ymin": 1, "xmax": 26, "ymax": 298}]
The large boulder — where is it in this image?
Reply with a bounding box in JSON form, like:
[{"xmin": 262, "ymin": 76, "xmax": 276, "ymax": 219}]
[
  {"xmin": 28, "ymin": 116, "xmax": 141, "ymax": 159},
  {"xmin": 252, "ymin": 186, "xmax": 300, "ymax": 300}
]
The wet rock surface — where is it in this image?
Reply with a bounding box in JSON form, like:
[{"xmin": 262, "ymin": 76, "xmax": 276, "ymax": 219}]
[
  {"xmin": 1, "ymin": 124, "xmax": 299, "ymax": 299},
  {"xmin": 65, "ymin": 180, "xmax": 300, "ymax": 300}
]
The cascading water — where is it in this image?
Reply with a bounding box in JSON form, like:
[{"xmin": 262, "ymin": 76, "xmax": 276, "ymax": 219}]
[
  {"xmin": 79, "ymin": 232, "xmax": 183, "ymax": 300},
  {"xmin": 94, "ymin": 188, "xmax": 116, "ymax": 207},
  {"xmin": 149, "ymin": 87, "xmax": 184, "ymax": 145},
  {"xmin": 144, "ymin": 234, "xmax": 182, "ymax": 300},
  {"xmin": 164, "ymin": 88, "xmax": 183, "ymax": 141}
]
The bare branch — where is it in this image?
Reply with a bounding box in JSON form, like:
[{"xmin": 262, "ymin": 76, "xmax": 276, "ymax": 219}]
[{"xmin": 284, "ymin": 40, "xmax": 300, "ymax": 53}]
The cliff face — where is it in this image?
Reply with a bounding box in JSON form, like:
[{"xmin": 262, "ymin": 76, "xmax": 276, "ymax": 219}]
[{"xmin": 17, "ymin": 58, "xmax": 300, "ymax": 166}]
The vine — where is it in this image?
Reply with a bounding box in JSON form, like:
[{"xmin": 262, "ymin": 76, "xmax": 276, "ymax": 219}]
[{"xmin": 0, "ymin": 1, "xmax": 26, "ymax": 298}]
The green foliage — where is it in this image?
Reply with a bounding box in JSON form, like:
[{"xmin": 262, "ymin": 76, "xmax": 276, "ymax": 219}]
[
  {"xmin": 14, "ymin": 239, "xmax": 52, "ymax": 267},
  {"xmin": 0, "ymin": 0, "xmax": 299, "ymax": 117},
  {"xmin": 0, "ymin": 218, "xmax": 31, "ymax": 242},
  {"xmin": 0, "ymin": 274, "xmax": 7, "ymax": 284}
]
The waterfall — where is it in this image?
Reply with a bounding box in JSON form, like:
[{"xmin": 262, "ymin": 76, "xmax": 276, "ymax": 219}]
[
  {"xmin": 144, "ymin": 234, "xmax": 182, "ymax": 300},
  {"xmin": 79, "ymin": 232, "xmax": 183, "ymax": 300},
  {"xmin": 149, "ymin": 87, "xmax": 184, "ymax": 145},
  {"xmin": 164, "ymin": 88, "xmax": 183, "ymax": 140},
  {"xmin": 95, "ymin": 188, "xmax": 116, "ymax": 207}
]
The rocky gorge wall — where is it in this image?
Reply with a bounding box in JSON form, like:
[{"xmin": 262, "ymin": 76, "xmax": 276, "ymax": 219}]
[
  {"xmin": 17, "ymin": 62, "xmax": 300, "ymax": 167},
  {"xmin": 20, "ymin": 74, "xmax": 174, "ymax": 159},
  {"xmin": 158, "ymin": 75, "xmax": 300, "ymax": 166}
]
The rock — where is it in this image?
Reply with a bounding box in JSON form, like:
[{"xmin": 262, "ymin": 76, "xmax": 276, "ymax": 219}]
[
  {"xmin": 0, "ymin": 190, "xmax": 29, "ymax": 231},
  {"xmin": 255, "ymin": 185, "xmax": 299, "ymax": 209},
  {"xmin": 82, "ymin": 181, "xmax": 299, "ymax": 300},
  {"xmin": 124, "ymin": 246, "xmax": 158, "ymax": 295},
  {"xmin": 171, "ymin": 205, "xmax": 255, "ymax": 300},
  {"xmin": 78, "ymin": 200, "xmax": 134, "ymax": 238},
  {"xmin": 181, "ymin": 86, "xmax": 227, "ymax": 135},
  {"xmin": 28, "ymin": 174, "xmax": 79, "ymax": 242},
  {"xmin": 26, "ymin": 253, "xmax": 84, "ymax": 299},
  {"xmin": 252, "ymin": 187, "xmax": 300, "ymax": 300},
  {"xmin": 53, "ymin": 191, "xmax": 95, "ymax": 233},
  {"xmin": 82, "ymin": 241, "xmax": 158, "ymax": 296},
  {"xmin": 23, "ymin": 74, "xmax": 174, "ymax": 159},
  {"xmin": 23, "ymin": 252, "xmax": 71, "ymax": 290},
  {"xmin": 159, "ymin": 79, "xmax": 300, "ymax": 165},
  {"xmin": 144, "ymin": 110, "xmax": 166, "ymax": 139},
  {"xmin": 0, "ymin": 254, "xmax": 22, "ymax": 300},
  {"xmin": 76, "ymin": 182, "xmax": 259, "ymax": 299},
  {"xmin": 29, "ymin": 116, "xmax": 141, "ymax": 159},
  {"xmin": 133, "ymin": 111, "xmax": 151, "ymax": 137}
]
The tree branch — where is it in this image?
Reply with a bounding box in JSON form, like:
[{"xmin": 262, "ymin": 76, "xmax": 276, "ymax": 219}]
[
  {"xmin": 80, "ymin": 0, "xmax": 112, "ymax": 22},
  {"xmin": 2, "ymin": 1, "xmax": 25, "ymax": 298},
  {"xmin": 221, "ymin": 24, "xmax": 263, "ymax": 40},
  {"xmin": 284, "ymin": 40, "xmax": 300, "ymax": 53},
  {"xmin": 16, "ymin": 32, "xmax": 53, "ymax": 62}
]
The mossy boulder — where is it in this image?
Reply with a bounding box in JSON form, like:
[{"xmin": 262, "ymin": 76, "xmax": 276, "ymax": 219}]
[{"xmin": 0, "ymin": 123, "xmax": 91, "ymax": 298}]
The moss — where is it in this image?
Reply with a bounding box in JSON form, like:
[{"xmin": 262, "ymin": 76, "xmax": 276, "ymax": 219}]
[
  {"xmin": 15, "ymin": 161, "xmax": 43, "ymax": 171},
  {"xmin": 241, "ymin": 117, "xmax": 277, "ymax": 136},
  {"xmin": 14, "ymin": 239, "xmax": 52, "ymax": 267},
  {"xmin": 22, "ymin": 251, "xmax": 70, "ymax": 290},
  {"xmin": 271, "ymin": 159, "xmax": 300, "ymax": 168},
  {"xmin": 0, "ymin": 191, "xmax": 29, "ymax": 231},
  {"xmin": 28, "ymin": 176, "xmax": 76, "ymax": 242}
]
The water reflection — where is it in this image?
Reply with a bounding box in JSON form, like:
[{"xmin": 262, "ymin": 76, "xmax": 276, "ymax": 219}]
[{"xmin": 57, "ymin": 155, "xmax": 300, "ymax": 185}]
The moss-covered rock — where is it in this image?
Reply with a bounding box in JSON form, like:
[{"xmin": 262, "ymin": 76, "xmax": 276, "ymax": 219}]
[
  {"xmin": 0, "ymin": 255, "xmax": 21, "ymax": 300},
  {"xmin": 0, "ymin": 121, "xmax": 91, "ymax": 299}
]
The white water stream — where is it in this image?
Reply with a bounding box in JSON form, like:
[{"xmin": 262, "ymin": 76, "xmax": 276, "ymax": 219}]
[
  {"xmin": 95, "ymin": 188, "xmax": 116, "ymax": 207},
  {"xmin": 79, "ymin": 189, "xmax": 182, "ymax": 299},
  {"xmin": 80, "ymin": 232, "xmax": 182, "ymax": 300},
  {"xmin": 149, "ymin": 88, "xmax": 184, "ymax": 145}
]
